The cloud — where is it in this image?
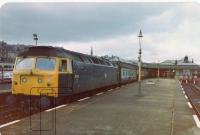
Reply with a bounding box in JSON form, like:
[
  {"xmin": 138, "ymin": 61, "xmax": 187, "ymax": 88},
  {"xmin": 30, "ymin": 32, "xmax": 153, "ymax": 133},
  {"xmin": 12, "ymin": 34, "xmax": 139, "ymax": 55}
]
[
  {"xmin": 48, "ymin": 33, "xmax": 163, "ymax": 63},
  {"xmin": 0, "ymin": 3, "xmax": 200, "ymax": 64},
  {"xmin": 47, "ymin": 3, "xmax": 200, "ymax": 64},
  {"xmin": 0, "ymin": 3, "xmax": 170, "ymax": 43},
  {"xmin": 49, "ymin": 34, "xmax": 139, "ymax": 59}
]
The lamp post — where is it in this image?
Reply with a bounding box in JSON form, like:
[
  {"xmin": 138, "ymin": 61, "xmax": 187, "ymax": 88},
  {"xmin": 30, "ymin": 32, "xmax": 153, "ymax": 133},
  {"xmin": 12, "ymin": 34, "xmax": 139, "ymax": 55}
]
[
  {"xmin": 157, "ymin": 60, "xmax": 160, "ymax": 78},
  {"xmin": 33, "ymin": 33, "xmax": 38, "ymax": 46},
  {"xmin": 138, "ymin": 30, "xmax": 143, "ymax": 95},
  {"xmin": 138, "ymin": 30, "xmax": 143, "ymax": 81}
]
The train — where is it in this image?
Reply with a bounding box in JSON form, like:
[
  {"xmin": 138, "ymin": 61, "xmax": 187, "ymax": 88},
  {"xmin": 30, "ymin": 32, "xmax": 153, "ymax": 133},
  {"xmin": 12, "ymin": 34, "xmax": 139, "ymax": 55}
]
[
  {"xmin": 0, "ymin": 62, "xmax": 13, "ymax": 82},
  {"xmin": 0, "ymin": 63, "xmax": 14, "ymax": 70},
  {"xmin": 7, "ymin": 46, "xmax": 156, "ymax": 108}
]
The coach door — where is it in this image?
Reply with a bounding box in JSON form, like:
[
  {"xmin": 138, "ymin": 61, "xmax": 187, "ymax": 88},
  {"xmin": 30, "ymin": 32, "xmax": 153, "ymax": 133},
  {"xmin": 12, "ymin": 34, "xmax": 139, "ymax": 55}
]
[{"xmin": 58, "ymin": 59, "xmax": 73, "ymax": 95}]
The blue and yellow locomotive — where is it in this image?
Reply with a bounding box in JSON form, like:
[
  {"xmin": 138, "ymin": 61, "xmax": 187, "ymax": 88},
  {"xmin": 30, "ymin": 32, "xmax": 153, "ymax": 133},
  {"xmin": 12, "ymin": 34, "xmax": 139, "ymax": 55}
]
[{"xmin": 11, "ymin": 46, "xmax": 119, "ymax": 107}]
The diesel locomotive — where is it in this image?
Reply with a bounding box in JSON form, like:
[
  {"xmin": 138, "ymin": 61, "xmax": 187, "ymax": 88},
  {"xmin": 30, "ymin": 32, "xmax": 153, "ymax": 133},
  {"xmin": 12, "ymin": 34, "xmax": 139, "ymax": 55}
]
[{"xmin": 9, "ymin": 46, "xmax": 151, "ymax": 107}]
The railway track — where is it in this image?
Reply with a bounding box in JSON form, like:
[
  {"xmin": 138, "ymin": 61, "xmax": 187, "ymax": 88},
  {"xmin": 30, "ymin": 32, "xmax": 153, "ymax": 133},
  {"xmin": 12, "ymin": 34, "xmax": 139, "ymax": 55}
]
[
  {"xmin": 0, "ymin": 92, "xmax": 11, "ymax": 106},
  {"xmin": 0, "ymin": 105, "xmax": 23, "ymax": 125},
  {"xmin": 0, "ymin": 84, "xmax": 121, "ymax": 126},
  {"xmin": 182, "ymin": 83, "xmax": 200, "ymax": 120}
]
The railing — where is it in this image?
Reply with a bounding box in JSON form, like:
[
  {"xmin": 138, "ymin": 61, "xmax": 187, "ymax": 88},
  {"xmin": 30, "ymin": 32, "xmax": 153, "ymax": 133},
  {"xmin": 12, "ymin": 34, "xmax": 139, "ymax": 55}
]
[{"xmin": 0, "ymin": 68, "xmax": 13, "ymax": 83}]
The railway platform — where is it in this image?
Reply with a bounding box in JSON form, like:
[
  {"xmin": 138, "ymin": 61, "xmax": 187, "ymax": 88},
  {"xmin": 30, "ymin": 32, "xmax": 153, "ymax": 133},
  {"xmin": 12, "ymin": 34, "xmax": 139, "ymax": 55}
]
[{"xmin": 0, "ymin": 79, "xmax": 199, "ymax": 135}]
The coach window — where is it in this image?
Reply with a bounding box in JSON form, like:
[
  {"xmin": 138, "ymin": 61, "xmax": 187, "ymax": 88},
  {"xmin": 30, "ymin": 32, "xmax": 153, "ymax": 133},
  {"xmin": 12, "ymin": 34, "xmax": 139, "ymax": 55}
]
[
  {"xmin": 91, "ymin": 57, "xmax": 100, "ymax": 64},
  {"xmin": 105, "ymin": 61, "xmax": 110, "ymax": 66},
  {"xmin": 108, "ymin": 62, "xmax": 113, "ymax": 67},
  {"xmin": 80, "ymin": 56, "xmax": 92, "ymax": 64},
  {"xmin": 87, "ymin": 57, "xmax": 93, "ymax": 63},
  {"xmin": 98, "ymin": 59, "xmax": 104, "ymax": 65},
  {"xmin": 71, "ymin": 54, "xmax": 82, "ymax": 62},
  {"xmin": 59, "ymin": 60, "xmax": 67, "ymax": 72}
]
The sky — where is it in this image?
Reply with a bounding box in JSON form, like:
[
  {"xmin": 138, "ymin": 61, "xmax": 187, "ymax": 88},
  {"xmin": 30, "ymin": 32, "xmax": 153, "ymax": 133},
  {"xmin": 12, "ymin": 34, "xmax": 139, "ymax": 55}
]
[{"xmin": 0, "ymin": 2, "xmax": 200, "ymax": 63}]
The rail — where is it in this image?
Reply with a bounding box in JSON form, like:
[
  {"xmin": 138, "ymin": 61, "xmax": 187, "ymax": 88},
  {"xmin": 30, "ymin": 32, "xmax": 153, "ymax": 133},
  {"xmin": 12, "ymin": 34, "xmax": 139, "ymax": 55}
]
[{"xmin": 182, "ymin": 83, "xmax": 200, "ymax": 120}]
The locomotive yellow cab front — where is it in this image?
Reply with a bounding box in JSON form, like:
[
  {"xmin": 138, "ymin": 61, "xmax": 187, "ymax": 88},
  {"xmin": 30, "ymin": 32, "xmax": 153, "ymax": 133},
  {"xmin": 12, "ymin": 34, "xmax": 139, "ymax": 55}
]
[{"xmin": 12, "ymin": 57, "xmax": 59, "ymax": 97}]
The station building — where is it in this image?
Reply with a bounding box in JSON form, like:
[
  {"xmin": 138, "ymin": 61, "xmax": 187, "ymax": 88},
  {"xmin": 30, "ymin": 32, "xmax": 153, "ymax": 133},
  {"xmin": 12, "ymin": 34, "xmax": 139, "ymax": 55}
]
[
  {"xmin": 144, "ymin": 56, "xmax": 200, "ymax": 79},
  {"xmin": 103, "ymin": 55, "xmax": 200, "ymax": 79}
]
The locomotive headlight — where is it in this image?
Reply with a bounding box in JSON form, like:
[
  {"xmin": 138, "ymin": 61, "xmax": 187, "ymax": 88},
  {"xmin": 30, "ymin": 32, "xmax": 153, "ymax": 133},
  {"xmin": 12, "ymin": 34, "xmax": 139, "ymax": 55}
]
[
  {"xmin": 38, "ymin": 78, "xmax": 43, "ymax": 83},
  {"xmin": 21, "ymin": 77, "xmax": 27, "ymax": 83}
]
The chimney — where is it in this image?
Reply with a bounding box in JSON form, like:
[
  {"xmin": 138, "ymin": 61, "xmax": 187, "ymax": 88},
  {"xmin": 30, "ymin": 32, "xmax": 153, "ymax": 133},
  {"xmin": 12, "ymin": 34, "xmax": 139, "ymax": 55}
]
[{"xmin": 90, "ymin": 46, "xmax": 93, "ymax": 56}]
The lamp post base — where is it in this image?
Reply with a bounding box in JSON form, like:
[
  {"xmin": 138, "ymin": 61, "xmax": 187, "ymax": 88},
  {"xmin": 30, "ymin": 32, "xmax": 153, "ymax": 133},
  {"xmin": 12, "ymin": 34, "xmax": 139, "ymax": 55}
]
[{"xmin": 137, "ymin": 81, "xmax": 143, "ymax": 97}]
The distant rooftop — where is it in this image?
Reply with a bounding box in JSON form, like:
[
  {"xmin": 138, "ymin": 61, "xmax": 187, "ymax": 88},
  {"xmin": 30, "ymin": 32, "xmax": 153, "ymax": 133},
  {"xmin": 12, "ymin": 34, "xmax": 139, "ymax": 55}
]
[
  {"xmin": 102, "ymin": 55, "xmax": 138, "ymax": 65},
  {"xmin": 161, "ymin": 56, "xmax": 198, "ymax": 66}
]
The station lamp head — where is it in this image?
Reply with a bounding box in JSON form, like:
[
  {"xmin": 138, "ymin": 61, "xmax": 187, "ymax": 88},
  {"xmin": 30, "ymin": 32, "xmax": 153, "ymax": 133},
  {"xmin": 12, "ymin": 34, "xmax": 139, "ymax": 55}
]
[
  {"xmin": 33, "ymin": 33, "xmax": 38, "ymax": 40},
  {"xmin": 138, "ymin": 29, "xmax": 143, "ymax": 38},
  {"xmin": 33, "ymin": 33, "xmax": 37, "ymax": 37}
]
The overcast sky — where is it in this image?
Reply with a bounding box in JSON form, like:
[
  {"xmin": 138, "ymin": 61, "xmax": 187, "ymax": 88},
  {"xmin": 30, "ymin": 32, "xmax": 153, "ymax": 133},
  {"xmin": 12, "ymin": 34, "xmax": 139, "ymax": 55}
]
[{"xmin": 0, "ymin": 3, "xmax": 200, "ymax": 63}]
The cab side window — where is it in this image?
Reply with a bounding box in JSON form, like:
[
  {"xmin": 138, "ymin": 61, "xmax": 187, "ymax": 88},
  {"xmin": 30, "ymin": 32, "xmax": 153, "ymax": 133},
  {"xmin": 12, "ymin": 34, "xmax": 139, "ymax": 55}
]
[{"xmin": 59, "ymin": 60, "xmax": 67, "ymax": 72}]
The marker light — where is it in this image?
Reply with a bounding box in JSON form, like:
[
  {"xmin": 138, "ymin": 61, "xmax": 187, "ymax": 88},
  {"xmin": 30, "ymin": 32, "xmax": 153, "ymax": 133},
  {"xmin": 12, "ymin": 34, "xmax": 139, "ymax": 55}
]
[{"xmin": 38, "ymin": 78, "xmax": 43, "ymax": 83}]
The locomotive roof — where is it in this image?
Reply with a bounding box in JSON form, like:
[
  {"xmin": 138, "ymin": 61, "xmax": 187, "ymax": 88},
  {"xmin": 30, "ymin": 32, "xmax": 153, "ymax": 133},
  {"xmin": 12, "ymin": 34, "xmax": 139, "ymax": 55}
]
[
  {"xmin": 18, "ymin": 46, "xmax": 83, "ymax": 57},
  {"xmin": 18, "ymin": 46, "xmax": 114, "ymax": 66}
]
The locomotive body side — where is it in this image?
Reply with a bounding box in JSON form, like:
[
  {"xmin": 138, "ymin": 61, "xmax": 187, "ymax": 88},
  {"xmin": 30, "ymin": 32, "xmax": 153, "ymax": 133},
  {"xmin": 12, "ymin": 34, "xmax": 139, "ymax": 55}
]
[{"xmin": 72, "ymin": 60, "xmax": 118, "ymax": 93}]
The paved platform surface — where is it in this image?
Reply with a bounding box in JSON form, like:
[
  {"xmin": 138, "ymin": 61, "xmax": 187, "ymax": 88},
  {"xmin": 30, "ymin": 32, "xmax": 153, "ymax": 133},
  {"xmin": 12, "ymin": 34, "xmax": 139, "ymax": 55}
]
[{"xmin": 0, "ymin": 79, "xmax": 199, "ymax": 135}]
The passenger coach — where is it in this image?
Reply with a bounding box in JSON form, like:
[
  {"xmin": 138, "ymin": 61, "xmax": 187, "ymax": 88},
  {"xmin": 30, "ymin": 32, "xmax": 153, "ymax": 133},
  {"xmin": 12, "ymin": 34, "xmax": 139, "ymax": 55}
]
[{"xmin": 111, "ymin": 60, "xmax": 137, "ymax": 85}]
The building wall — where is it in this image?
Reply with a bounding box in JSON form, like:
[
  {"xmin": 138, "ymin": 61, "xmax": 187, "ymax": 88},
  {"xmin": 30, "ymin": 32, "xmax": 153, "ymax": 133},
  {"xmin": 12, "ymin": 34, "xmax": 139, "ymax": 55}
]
[{"xmin": 0, "ymin": 41, "xmax": 30, "ymax": 63}]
